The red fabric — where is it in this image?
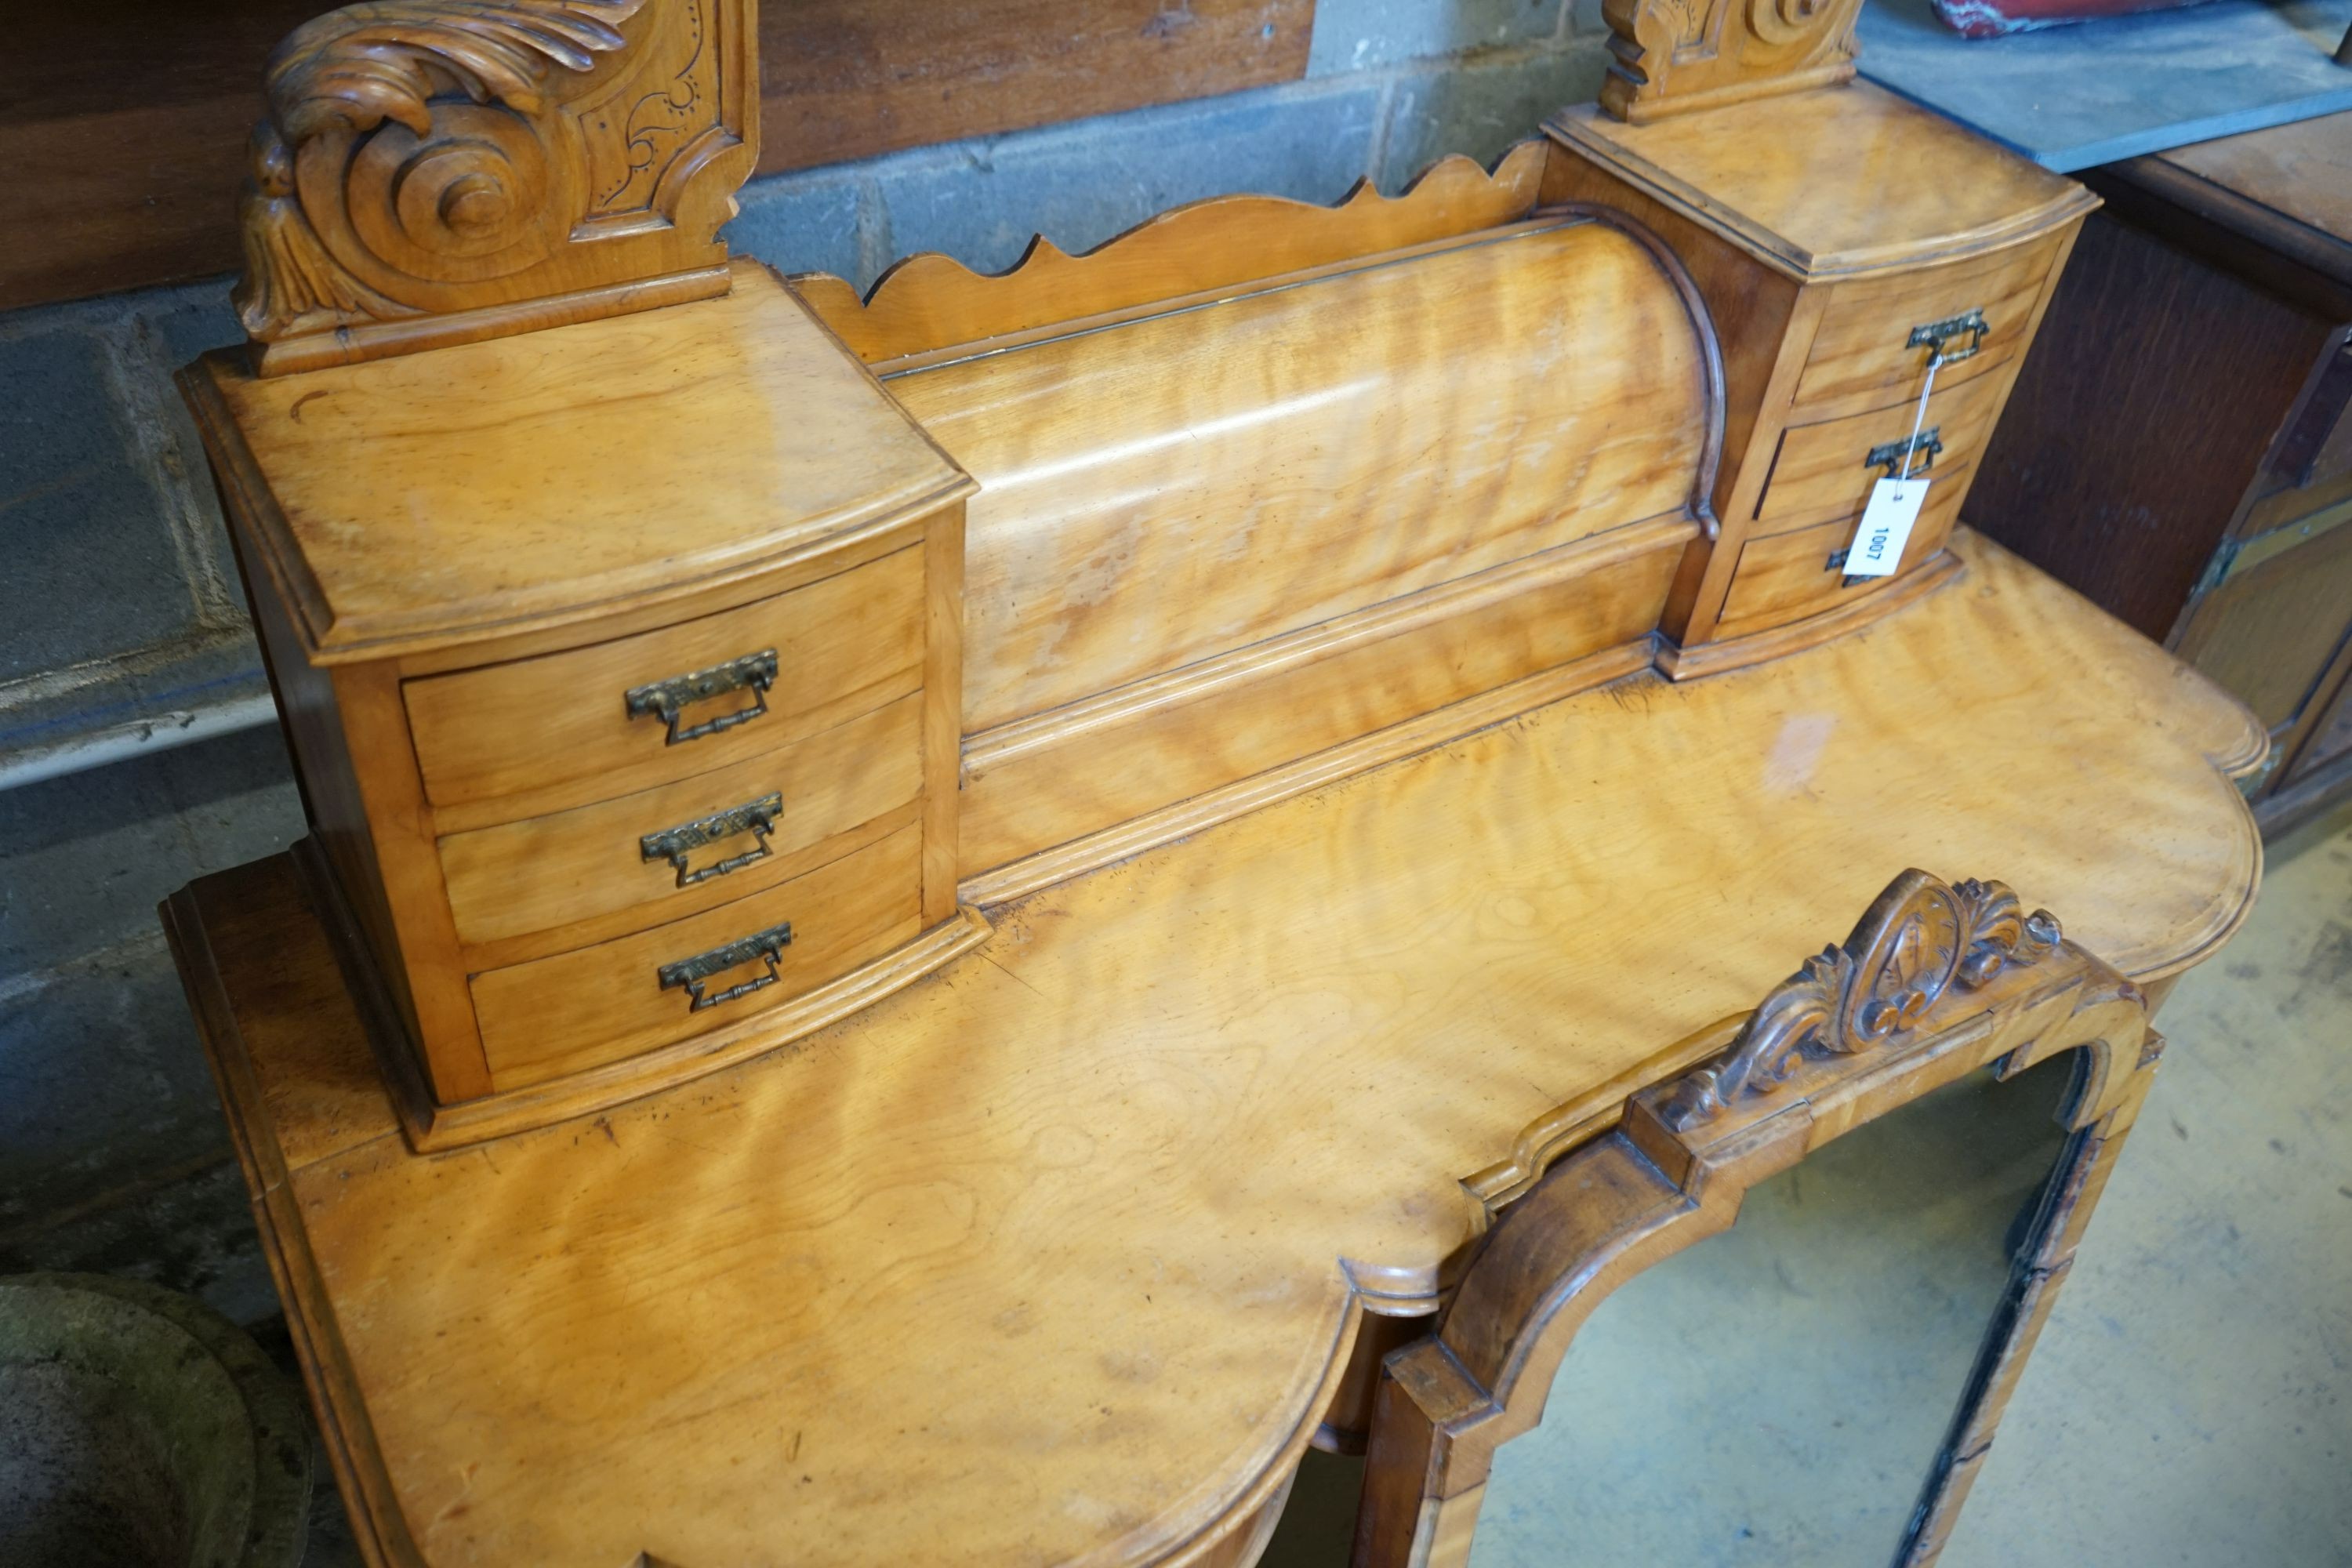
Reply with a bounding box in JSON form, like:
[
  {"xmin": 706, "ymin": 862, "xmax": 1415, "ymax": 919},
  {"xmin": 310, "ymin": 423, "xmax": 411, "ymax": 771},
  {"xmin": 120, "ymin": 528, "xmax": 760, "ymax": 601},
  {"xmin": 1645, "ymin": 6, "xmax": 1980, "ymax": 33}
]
[{"xmin": 1929, "ymin": 0, "xmax": 2218, "ymax": 37}]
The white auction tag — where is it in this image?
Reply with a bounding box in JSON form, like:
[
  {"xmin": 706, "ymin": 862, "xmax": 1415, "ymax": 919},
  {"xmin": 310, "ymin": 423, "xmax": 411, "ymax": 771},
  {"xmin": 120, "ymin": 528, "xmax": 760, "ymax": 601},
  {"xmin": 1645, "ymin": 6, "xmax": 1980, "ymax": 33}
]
[{"xmin": 1846, "ymin": 477, "xmax": 1928, "ymax": 579}]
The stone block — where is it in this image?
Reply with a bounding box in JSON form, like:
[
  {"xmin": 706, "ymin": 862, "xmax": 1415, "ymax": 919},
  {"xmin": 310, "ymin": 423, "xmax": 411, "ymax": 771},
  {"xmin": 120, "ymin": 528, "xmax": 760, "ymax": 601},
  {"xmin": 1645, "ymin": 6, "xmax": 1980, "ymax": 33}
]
[
  {"xmin": 1379, "ymin": 42, "xmax": 1609, "ymax": 191},
  {"xmin": 1308, "ymin": 0, "xmax": 1569, "ymax": 74},
  {"xmin": 0, "ymin": 319, "xmax": 204, "ymax": 690},
  {"xmin": 870, "ymin": 78, "xmax": 1386, "ymax": 283},
  {"xmin": 723, "ymin": 168, "xmax": 868, "ymax": 289},
  {"xmin": 0, "ymin": 723, "xmax": 300, "ymax": 977}
]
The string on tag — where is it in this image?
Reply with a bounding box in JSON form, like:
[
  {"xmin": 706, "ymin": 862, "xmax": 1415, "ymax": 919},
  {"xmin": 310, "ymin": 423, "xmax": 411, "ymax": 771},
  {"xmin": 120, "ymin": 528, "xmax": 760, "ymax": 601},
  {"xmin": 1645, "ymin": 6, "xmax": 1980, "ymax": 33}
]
[{"xmin": 1897, "ymin": 350, "xmax": 1944, "ymax": 483}]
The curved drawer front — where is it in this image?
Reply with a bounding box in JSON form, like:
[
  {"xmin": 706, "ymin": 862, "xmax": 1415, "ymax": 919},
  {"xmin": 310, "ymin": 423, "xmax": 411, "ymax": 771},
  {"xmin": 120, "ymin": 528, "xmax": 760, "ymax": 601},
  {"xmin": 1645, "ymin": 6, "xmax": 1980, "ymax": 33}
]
[
  {"xmin": 437, "ymin": 695, "xmax": 924, "ymax": 954},
  {"xmin": 891, "ymin": 219, "xmax": 1712, "ymax": 733},
  {"xmin": 469, "ymin": 823, "xmax": 926, "ymax": 1091},
  {"xmin": 404, "ymin": 546, "xmax": 925, "ymax": 815},
  {"xmin": 1793, "ymin": 232, "xmax": 2063, "ymax": 416},
  {"xmin": 1716, "ymin": 479, "xmax": 1969, "ymax": 637},
  {"xmin": 1757, "ymin": 369, "xmax": 2006, "ymax": 529}
]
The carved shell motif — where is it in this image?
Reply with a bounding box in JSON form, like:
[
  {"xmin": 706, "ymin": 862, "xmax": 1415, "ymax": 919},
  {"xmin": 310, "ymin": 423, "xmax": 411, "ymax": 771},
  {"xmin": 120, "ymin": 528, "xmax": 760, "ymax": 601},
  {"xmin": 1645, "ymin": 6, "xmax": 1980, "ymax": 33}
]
[
  {"xmin": 1661, "ymin": 870, "xmax": 2061, "ymax": 1131},
  {"xmin": 234, "ymin": 0, "xmax": 648, "ymax": 340}
]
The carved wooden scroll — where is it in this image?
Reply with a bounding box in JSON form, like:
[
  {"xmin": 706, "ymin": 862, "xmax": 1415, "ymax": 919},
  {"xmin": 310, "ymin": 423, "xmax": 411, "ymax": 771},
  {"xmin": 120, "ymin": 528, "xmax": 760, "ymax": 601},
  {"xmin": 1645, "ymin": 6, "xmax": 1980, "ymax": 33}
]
[
  {"xmin": 236, "ymin": 0, "xmax": 758, "ymax": 375},
  {"xmin": 1599, "ymin": 0, "xmax": 1864, "ymax": 124},
  {"xmin": 1661, "ymin": 869, "xmax": 2061, "ymax": 1130}
]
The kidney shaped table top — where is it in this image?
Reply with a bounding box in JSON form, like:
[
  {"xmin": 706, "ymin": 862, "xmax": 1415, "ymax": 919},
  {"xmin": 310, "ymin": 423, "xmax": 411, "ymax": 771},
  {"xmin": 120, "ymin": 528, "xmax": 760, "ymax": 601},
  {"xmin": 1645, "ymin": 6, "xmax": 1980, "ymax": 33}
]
[{"xmin": 167, "ymin": 529, "xmax": 2262, "ymax": 1568}]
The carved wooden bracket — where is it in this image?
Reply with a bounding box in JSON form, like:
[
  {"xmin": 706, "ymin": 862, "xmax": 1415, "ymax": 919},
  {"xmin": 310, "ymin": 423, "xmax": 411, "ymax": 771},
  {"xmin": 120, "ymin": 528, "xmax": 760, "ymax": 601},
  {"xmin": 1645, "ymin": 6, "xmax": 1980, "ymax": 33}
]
[
  {"xmin": 1599, "ymin": 0, "xmax": 1864, "ymax": 124},
  {"xmin": 235, "ymin": 0, "xmax": 758, "ymax": 375},
  {"xmin": 1661, "ymin": 869, "xmax": 2062, "ymax": 1131},
  {"xmin": 1355, "ymin": 868, "xmax": 2156, "ymax": 1568}
]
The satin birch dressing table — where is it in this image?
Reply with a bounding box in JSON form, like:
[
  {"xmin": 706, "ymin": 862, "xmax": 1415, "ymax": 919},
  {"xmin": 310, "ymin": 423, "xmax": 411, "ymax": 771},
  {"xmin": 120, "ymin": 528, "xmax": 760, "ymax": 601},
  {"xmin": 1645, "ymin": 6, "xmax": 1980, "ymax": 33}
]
[{"xmin": 163, "ymin": 1, "xmax": 2263, "ymax": 1563}]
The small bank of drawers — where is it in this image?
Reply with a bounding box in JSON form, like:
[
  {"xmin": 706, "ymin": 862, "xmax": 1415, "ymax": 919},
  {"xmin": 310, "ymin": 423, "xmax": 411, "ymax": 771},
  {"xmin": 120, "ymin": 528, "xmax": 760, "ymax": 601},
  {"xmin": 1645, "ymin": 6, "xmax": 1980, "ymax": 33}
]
[
  {"xmin": 407, "ymin": 546, "xmax": 930, "ymax": 1089},
  {"xmin": 1717, "ymin": 232, "xmax": 2067, "ymax": 638}
]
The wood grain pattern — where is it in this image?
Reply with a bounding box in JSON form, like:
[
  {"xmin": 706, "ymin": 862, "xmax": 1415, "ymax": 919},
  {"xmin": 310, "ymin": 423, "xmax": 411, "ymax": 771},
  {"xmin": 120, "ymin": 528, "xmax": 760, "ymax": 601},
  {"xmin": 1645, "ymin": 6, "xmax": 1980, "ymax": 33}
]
[
  {"xmin": 437, "ymin": 694, "xmax": 921, "ymax": 953},
  {"xmin": 1599, "ymin": 0, "xmax": 1863, "ymax": 124},
  {"xmin": 1661, "ymin": 548, "xmax": 1964, "ymax": 681},
  {"xmin": 792, "ymin": 145, "xmax": 1551, "ymax": 366},
  {"xmin": 402, "ymin": 545, "xmax": 923, "ymax": 813},
  {"xmin": 168, "ymin": 531, "xmax": 2262, "ymax": 1567},
  {"xmin": 470, "ymin": 822, "xmax": 924, "ymax": 1089},
  {"xmin": 0, "ymin": 0, "xmax": 321, "ymax": 312},
  {"xmin": 1540, "ymin": 78, "xmax": 2085, "ymax": 664},
  {"xmin": 1965, "ymin": 126, "xmax": 2352, "ymax": 834},
  {"xmin": 1792, "ymin": 232, "xmax": 2063, "ymax": 416},
  {"xmin": 235, "ymin": 0, "xmax": 760, "ymax": 372},
  {"xmin": 2, "ymin": 0, "xmax": 1311, "ymax": 315},
  {"xmin": 2158, "ymin": 111, "xmax": 2352, "ymax": 267},
  {"xmin": 958, "ymin": 519, "xmax": 1691, "ymax": 879},
  {"xmin": 191, "ymin": 264, "xmax": 973, "ymax": 663},
  {"xmin": 1550, "ymin": 85, "xmax": 2095, "ymax": 281},
  {"xmin": 758, "ymin": 0, "xmax": 1308, "ymax": 176},
  {"xmin": 1353, "ymin": 873, "xmax": 2160, "ymax": 1568},
  {"xmin": 1966, "ymin": 208, "xmax": 2339, "ymax": 644},
  {"xmin": 887, "ymin": 220, "xmax": 1711, "ymax": 734},
  {"xmin": 1756, "ymin": 371, "xmax": 2005, "ymax": 526},
  {"xmin": 1714, "ymin": 484, "xmax": 1965, "ymax": 637}
]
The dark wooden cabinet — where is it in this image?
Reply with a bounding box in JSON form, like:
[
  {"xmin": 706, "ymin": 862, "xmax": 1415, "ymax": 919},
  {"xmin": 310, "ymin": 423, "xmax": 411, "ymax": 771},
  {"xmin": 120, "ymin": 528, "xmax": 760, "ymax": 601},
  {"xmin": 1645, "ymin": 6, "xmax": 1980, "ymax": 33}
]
[{"xmin": 1969, "ymin": 111, "xmax": 2352, "ymax": 836}]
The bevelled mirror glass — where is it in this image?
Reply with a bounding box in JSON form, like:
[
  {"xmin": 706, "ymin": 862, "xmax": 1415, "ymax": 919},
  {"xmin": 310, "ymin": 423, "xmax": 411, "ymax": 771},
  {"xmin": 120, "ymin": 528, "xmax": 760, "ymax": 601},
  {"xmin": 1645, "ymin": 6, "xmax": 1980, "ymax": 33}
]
[{"xmin": 1464, "ymin": 1051, "xmax": 2081, "ymax": 1567}]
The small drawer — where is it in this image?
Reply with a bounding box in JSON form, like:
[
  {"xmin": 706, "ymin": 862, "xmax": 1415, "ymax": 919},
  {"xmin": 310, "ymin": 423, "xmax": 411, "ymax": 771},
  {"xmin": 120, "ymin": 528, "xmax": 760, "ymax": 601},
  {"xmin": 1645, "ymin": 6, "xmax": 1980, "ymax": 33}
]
[
  {"xmin": 470, "ymin": 823, "xmax": 925, "ymax": 1091},
  {"xmin": 437, "ymin": 695, "xmax": 923, "ymax": 952},
  {"xmin": 1792, "ymin": 233, "xmax": 2062, "ymax": 415},
  {"xmin": 405, "ymin": 546, "xmax": 925, "ymax": 815},
  {"xmin": 1757, "ymin": 371, "xmax": 2006, "ymax": 529},
  {"xmin": 1718, "ymin": 480, "xmax": 1966, "ymax": 637}
]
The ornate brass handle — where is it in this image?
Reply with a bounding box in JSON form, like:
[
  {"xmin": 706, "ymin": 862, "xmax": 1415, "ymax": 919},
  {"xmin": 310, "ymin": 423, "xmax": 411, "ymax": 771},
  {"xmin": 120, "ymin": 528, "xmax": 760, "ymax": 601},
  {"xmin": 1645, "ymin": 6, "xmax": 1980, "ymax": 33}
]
[
  {"xmin": 1907, "ymin": 308, "xmax": 1988, "ymax": 364},
  {"xmin": 640, "ymin": 793, "xmax": 784, "ymax": 888},
  {"xmin": 1866, "ymin": 428, "xmax": 1942, "ymax": 479},
  {"xmin": 624, "ymin": 650, "xmax": 779, "ymax": 746},
  {"xmin": 657, "ymin": 921, "xmax": 794, "ymax": 1012}
]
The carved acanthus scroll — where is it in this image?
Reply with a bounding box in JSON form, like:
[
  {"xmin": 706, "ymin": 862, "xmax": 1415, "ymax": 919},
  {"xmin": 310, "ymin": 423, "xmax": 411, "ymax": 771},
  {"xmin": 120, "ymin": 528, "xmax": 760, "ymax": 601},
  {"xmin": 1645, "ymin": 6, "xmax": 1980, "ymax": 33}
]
[
  {"xmin": 1661, "ymin": 869, "xmax": 2063, "ymax": 1130},
  {"xmin": 235, "ymin": 0, "xmax": 757, "ymax": 375},
  {"xmin": 1599, "ymin": 0, "xmax": 1864, "ymax": 124}
]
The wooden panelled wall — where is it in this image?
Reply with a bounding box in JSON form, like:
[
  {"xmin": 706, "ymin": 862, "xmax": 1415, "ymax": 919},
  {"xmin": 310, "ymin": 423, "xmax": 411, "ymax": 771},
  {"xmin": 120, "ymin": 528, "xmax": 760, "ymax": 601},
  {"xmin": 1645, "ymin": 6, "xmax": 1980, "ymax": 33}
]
[{"xmin": 2, "ymin": 0, "xmax": 1311, "ymax": 313}]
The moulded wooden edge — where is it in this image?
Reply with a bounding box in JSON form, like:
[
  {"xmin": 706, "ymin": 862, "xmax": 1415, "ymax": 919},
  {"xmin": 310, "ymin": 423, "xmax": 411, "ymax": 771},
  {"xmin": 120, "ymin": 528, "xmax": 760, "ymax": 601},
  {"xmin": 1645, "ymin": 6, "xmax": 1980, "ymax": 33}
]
[
  {"xmin": 1656, "ymin": 548, "xmax": 1965, "ymax": 681},
  {"xmin": 162, "ymin": 885, "xmax": 419, "ymax": 1568},
  {"xmin": 958, "ymin": 640, "xmax": 1657, "ymax": 909},
  {"xmin": 247, "ymin": 265, "xmax": 735, "ymax": 378},
  {"xmin": 181, "ymin": 268, "xmax": 980, "ymax": 667},
  {"xmin": 792, "ymin": 143, "xmax": 1552, "ymax": 366},
  {"xmin": 1543, "ymin": 108, "xmax": 2100, "ymax": 282},
  {"xmin": 401, "ymin": 903, "xmax": 996, "ymax": 1150},
  {"xmin": 962, "ymin": 514, "xmax": 1700, "ymax": 775},
  {"xmin": 290, "ymin": 831, "xmax": 996, "ymax": 1152}
]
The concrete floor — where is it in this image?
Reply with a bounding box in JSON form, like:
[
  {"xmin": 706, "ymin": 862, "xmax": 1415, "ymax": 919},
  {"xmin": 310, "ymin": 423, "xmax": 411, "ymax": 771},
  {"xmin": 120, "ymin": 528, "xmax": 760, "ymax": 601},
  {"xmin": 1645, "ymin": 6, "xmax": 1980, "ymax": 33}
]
[{"xmin": 1264, "ymin": 802, "xmax": 2352, "ymax": 1568}]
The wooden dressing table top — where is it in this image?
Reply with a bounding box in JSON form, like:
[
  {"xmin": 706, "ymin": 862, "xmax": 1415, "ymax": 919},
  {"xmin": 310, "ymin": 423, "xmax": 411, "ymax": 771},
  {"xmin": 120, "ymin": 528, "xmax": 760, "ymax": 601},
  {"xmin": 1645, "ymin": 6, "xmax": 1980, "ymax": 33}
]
[
  {"xmin": 171, "ymin": 531, "xmax": 2262, "ymax": 1568},
  {"xmin": 190, "ymin": 263, "xmax": 971, "ymax": 663}
]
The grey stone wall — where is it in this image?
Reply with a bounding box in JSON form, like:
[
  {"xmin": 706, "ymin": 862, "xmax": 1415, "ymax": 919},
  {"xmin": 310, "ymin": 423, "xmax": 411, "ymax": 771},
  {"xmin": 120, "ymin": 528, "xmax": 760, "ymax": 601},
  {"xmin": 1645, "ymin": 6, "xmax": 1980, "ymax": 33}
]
[{"xmin": 0, "ymin": 1, "xmax": 1607, "ymax": 1320}]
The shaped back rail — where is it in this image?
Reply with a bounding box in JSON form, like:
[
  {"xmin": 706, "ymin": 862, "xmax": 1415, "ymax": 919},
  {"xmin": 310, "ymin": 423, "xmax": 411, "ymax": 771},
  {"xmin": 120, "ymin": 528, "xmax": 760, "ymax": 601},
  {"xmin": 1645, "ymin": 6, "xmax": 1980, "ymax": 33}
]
[{"xmin": 1353, "ymin": 869, "xmax": 2161, "ymax": 1567}]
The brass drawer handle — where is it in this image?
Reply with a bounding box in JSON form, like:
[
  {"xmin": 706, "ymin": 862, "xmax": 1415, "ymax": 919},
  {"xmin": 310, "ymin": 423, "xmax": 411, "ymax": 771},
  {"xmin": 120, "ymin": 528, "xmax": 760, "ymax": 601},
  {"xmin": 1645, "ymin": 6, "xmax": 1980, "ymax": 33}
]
[
  {"xmin": 624, "ymin": 649, "xmax": 779, "ymax": 746},
  {"xmin": 640, "ymin": 792, "xmax": 784, "ymax": 887},
  {"xmin": 658, "ymin": 921, "xmax": 794, "ymax": 1011},
  {"xmin": 1866, "ymin": 428, "xmax": 1942, "ymax": 479},
  {"xmin": 1907, "ymin": 308, "xmax": 1987, "ymax": 364}
]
